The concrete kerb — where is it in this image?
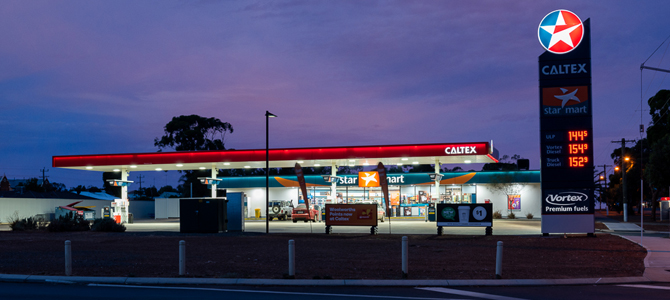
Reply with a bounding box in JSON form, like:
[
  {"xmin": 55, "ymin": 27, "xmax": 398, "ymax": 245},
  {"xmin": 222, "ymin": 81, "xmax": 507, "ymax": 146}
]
[
  {"xmin": 0, "ymin": 273, "xmax": 653, "ymax": 287},
  {"xmin": 615, "ymin": 234, "xmax": 670, "ymax": 282}
]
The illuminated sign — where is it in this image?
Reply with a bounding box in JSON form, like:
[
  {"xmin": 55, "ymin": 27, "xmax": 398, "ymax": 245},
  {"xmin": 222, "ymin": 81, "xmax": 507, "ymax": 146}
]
[
  {"xmin": 543, "ymin": 189, "xmax": 592, "ymax": 214},
  {"xmin": 542, "ymin": 86, "xmax": 589, "ymax": 116},
  {"xmin": 444, "ymin": 146, "xmax": 478, "ymax": 155},
  {"xmin": 358, "ymin": 172, "xmax": 380, "ymax": 187},
  {"xmin": 538, "ymin": 10, "xmax": 584, "ymax": 54},
  {"xmin": 539, "ymin": 13, "xmax": 594, "ymax": 234}
]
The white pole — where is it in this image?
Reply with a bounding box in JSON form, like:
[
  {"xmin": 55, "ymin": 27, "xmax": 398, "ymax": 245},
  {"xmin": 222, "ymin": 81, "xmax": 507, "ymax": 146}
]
[
  {"xmin": 64, "ymin": 240, "xmax": 72, "ymax": 276},
  {"xmin": 495, "ymin": 241, "xmax": 503, "ymax": 279},
  {"xmin": 641, "ymin": 180, "xmax": 644, "ymax": 242},
  {"xmin": 179, "ymin": 240, "xmax": 185, "ymax": 276},
  {"xmin": 288, "ymin": 240, "xmax": 295, "ymax": 277},
  {"xmin": 402, "ymin": 236, "xmax": 408, "ymax": 277},
  {"xmin": 211, "ymin": 165, "xmax": 217, "ymax": 198}
]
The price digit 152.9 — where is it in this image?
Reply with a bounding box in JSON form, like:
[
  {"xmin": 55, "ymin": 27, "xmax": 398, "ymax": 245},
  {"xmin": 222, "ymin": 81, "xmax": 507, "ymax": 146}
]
[{"xmin": 569, "ymin": 156, "xmax": 588, "ymax": 167}]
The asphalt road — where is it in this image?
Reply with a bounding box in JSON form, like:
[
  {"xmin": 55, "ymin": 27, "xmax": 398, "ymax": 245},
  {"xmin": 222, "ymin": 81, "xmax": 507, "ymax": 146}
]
[{"xmin": 2, "ymin": 282, "xmax": 668, "ymax": 300}]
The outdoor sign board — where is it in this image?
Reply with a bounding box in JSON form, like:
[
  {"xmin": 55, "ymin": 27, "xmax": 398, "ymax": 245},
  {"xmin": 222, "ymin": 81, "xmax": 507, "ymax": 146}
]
[
  {"xmin": 436, "ymin": 203, "xmax": 492, "ymax": 227},
  {"xmin": 538, "ymin": 10, "xmax": 594, "ymax": 234},
  {"xmin": 325, "ymin": 204, "xmax": 378, "ymax": 227}
]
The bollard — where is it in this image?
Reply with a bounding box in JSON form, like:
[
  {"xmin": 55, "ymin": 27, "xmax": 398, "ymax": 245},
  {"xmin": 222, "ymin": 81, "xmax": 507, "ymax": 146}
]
[
  {"xmin": 64, "ymin": 240, "xmax": 72, "ymax": 276},
  {"xmin": 179, "ymin": 240, "xmax": 185, "ymax": 276},
  {"xmin": 495, "ymin": 241, "xmax": 503, "ymax": 279},
  {"xmin": 401, "ymin": 236, "xmax": 408, "ymax": 278},
  {"xmin": 288, "ymin": 240, "xmax": 295, "ymax": 278}
]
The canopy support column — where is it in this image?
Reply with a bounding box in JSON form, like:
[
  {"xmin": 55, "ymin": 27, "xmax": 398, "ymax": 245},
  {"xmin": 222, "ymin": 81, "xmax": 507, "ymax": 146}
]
[
  {"xmin": 434, "ymin": 159, "xmax": 440, "ymax": 203},
  {"xmin": 330, "ymin": 162, "xmax": 338, "ymax": 204},
  {"xmin": 211, "ymin": 164, "xmax": 217, "ymax": 198}
]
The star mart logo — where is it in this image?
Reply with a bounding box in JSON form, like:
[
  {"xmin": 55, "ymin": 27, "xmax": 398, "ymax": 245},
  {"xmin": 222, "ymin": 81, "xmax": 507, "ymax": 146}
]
[
  {"xmin": 538, "ymin": 10, "xmax": 584, "ymax": 54},
  {"xmin": 358, "ymin": 171, "xmax": 380, "ymax": 187}
]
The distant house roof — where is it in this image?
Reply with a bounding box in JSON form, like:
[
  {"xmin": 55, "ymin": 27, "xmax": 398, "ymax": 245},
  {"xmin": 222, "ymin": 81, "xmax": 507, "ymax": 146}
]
[
  {"xmin": 0, "ymin": 175, "xmax": 10, "ymax": 191},
  {"xmin": 76, "ymin": 191, "xmax": 117, "ymax": 200},
  {"xmin": 157, "ymin": 192, "xmax": 181, "ymax": 198},
  {"xmin": 8, "ymin": 178, "xmax": 44, "ymax": 189},
  {"xmin": 0, "ymin": 190, "xmax": 97, "ymax": 199}
]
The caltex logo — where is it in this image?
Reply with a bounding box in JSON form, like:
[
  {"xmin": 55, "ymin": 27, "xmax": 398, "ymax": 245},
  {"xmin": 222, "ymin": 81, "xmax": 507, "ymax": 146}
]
[{"xmin": 538, "ymin": 10, "xmax": 583, "ymax": 54}]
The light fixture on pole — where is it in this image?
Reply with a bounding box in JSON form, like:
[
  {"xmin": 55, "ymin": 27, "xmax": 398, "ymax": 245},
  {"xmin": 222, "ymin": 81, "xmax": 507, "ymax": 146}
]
[
  {"xmin": 265, "ymin": 111, "xmax": 277, "ymax": 234},
  {"xmin": 428, "ymin": 173, "xmax": 443, "ymax": 181},
  {"xmin": 322, "ymin": 175, "xmax": 341, "ymax": 183},
  {"xmin": 106, "ymin": 179, "xmax": 134, "ymax": 187},
  {"xmin": 197, "ymin": 177, "xmax": 222, "ymax": 185}
]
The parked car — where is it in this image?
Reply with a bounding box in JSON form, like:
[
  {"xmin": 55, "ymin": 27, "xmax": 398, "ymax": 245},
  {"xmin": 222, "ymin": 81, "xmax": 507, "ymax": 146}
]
[
  {"xmin": 359, "ymin": 202, "xmax": 386, "ymax": 222},
  {"xmin": 292, "ymin": 204, "xmax": 319, "ymax": 222},
  {"xmin": 268, "ymin": 200, "xmax": 293, "ymax": 221},
  {"xmin": 376, "ymin": 202, "xmax": 386, "ymax": 222}
]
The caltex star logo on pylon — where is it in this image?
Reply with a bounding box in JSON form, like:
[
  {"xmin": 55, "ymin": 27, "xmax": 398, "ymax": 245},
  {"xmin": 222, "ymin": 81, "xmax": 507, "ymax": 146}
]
[{"xmin": 538, "ymin": 9, "xmax": 584, "ymax": 54}]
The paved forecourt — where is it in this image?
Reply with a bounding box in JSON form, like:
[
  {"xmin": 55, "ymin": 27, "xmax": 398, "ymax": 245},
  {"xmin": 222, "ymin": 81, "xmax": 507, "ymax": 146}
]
[{"xmin": 122, "ymin": 219, "xmax": 542, "ymax": 235}]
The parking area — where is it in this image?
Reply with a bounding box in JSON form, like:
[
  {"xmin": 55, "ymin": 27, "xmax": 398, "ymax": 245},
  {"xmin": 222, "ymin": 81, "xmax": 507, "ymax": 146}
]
[
  {"xmin": 118, "ymin": 218, "xmax": 542, "ymax": 235},
  {"xmin": 0, "ymin": 218, "xmax": 542, "ymax": 234}
]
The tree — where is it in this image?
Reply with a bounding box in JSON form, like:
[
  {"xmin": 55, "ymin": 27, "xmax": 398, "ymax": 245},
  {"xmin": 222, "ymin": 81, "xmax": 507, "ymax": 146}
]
[
  {"xmin": 154, "ymin": 115, "xmax": 233, "ymax": 151},
  {"xmin": 643, "ymin": 89, "xmax": 670, "ymax": 220},
  {"xmin": 482, "ymin": 154, "xmax": 523, "ymax": 171},
  {"xmin": 486, "ymin": 172, "xmax": 530, "ymax": 213},
  {"xmin": 607, "ymin": 139, "xmax": 650, "ymax": 215},
  {"xmin": 154, "ymin": 115, "xmax": 234, "ymax": 197},
  {"xmin": 646, "ymin": 90, "xmax": 670, "ymax": 146},
  {"xmin": 23, "ymin": 178, "xmax": 44, "ymax": 193},
  {"xmin": 645, "ymin": 135, "xmax": 670, "ymax": 220}
]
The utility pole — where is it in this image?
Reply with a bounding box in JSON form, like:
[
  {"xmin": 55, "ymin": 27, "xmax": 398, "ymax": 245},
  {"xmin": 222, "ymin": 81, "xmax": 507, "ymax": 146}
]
[
  {"xmin": 611, "ymin": 138, "xmax": 636, "ymax": 222},
  {"xmin": 40, "ymin": 168, "xmax": 49, "ymax": 187},
  {"xmin": 136, "ymin": 174, "xmax": 145, "ymax": 190},
  {"xmin": 597, "ymin": 164, "xmax": 612, "ymax": 215},
  {"xmin": 136, "ymin": 174, "xmax": 145, "ymax": 197}
]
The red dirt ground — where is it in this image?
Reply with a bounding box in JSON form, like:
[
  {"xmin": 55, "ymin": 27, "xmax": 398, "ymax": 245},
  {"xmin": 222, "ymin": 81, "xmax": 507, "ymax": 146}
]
[{"xmin": 0, "ymin": 231, "xmax": 646, "ymax": 280}]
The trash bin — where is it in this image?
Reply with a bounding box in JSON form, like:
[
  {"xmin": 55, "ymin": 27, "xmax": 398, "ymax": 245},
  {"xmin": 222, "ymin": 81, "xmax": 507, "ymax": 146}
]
[
  {"xmin": 128, "ymin": 213, "xmax": 134, "ymax": 224},
  {"xmin": 428, "ymin": 203, "xmax": 436, "ymax": 222},
  {"xmin": 661, "ymin": 198, "xmax": 670, "ymax": 221},
  {"xmin": 255, "ymin": 208, "xmax": 261, "ymax": 219}
]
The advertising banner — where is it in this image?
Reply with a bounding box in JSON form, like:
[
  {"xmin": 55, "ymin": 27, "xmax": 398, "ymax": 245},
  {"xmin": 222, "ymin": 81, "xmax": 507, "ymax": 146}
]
[
  {"xmin": 376, "ymin": 162, "xmax": 390, "ymax": 216},
  {"xmin": 325, "ymin": 204, "xmax": 378, "ymax": 226},
  {"xmin": 294, "ymin": 163, "xmax": 311, "ymax": 219},
  {"xmin": 507, "ymin": 194, "xmax": 521, "ymax": 210},
  {"xmin": 436, "ymin": 203, "xmax": 492, "ymax": 227}
]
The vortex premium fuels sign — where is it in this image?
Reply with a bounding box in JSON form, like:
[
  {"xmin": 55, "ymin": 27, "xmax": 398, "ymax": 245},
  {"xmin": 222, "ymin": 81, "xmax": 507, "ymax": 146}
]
[{"xmin": 542, "ymin": 189, "xmax": 593, "ymax": 214}]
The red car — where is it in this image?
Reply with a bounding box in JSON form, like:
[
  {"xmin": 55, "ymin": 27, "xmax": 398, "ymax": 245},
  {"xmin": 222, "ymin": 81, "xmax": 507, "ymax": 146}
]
[{"xmin": 292, "ymin": 204, "xmax": 319, "ymax": 222}]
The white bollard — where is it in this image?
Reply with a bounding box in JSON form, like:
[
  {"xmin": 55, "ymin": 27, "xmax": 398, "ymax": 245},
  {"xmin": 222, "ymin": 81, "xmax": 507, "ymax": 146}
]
[
  {"xmin": 495, "ymin": 241, "xmax": 503, "ymax": 279},
  {"xmin": 64, "ymin": 240, "xmax": 72, "ymax": 276},
  {"xmin": 401, "ymin": 236, "xmax": 408, "ymax": 278},
  {"xmin": 288, "ymin": 240, "xmax": 295, "ymax": 277},
  {"xmin": 179, "ymin": 240, "xmax": 185, "ymax": 276}
]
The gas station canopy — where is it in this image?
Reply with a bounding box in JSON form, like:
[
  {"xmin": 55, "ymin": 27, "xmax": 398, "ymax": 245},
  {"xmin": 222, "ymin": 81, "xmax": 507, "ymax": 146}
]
[{"xmin": 52, "ymin": 142, "xmax": 499, "ymax": 172}]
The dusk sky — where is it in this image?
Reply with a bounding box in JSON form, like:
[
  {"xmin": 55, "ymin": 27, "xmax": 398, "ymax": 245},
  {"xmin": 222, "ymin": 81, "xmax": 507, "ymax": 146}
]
[{"xmin": 2, "ymin": 0, "xmax": 670, "ymax": 189}]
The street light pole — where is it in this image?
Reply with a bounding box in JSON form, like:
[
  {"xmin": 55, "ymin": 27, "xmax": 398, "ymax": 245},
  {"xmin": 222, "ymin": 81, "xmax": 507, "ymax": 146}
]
[{"xmin": 265, "ymin": 111, "xmax": 277, "ymax": 234}]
